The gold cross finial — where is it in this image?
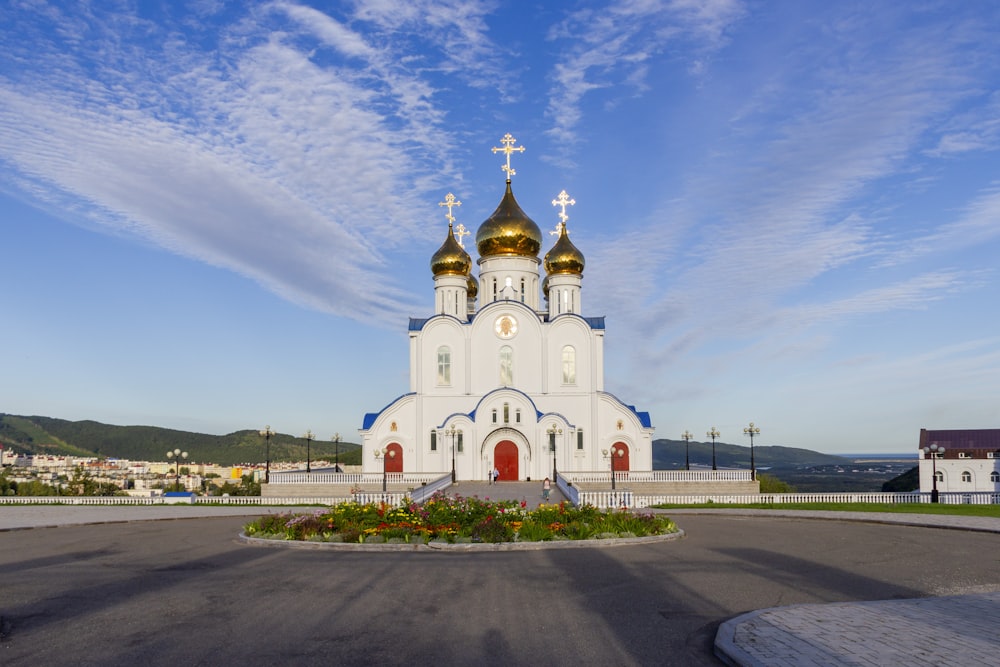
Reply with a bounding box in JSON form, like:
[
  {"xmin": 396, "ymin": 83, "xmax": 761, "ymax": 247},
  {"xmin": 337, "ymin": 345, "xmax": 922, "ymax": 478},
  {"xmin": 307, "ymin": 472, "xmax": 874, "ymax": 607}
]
[
  {"xmin": 454, "ymin": 223, "xmax": 470, "ymax": 248},
  {"xmin": 491, "ymin": 132, "xmax": 525, "ymax": 181},
  {"xmin": 438, "ymin": 192, "xmax": 462, "ymax": 225},
  {"xmin": 552, "ymin": 189, "xmax": 575, "ymax": 225},
  {"xmin": 550, "ymin": 221, "xmax": 565, "ymax": 236}
]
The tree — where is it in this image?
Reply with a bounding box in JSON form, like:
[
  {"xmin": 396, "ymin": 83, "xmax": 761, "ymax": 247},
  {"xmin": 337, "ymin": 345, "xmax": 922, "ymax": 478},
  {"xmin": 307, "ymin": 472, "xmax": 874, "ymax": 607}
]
[{"xmin": 757, "ymin": 472, "xmax": 796, "ymax": 493}]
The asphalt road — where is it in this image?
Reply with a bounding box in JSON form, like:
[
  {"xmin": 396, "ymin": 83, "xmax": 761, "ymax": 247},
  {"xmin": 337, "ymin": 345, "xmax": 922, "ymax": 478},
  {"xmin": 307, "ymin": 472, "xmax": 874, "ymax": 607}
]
[{"xmin": 2, "ymin": 514, "xmax": 999, "ymax": 666}]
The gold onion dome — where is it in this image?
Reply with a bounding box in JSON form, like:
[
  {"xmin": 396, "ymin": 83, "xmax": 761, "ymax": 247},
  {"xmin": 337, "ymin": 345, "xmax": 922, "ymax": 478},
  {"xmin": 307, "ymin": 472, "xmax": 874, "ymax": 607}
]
[
  {"xmin": 476, "ymin": 182, "xmax": 542, "ymax": 258},
  {"xmin": 431, "ymin": 223, "xmax": 472, "ymax": 277},
  {"xmin": 544, "ymin": 224, "xmax": 585, "ymax": 275},
  {"xmin": 467, "ymin": 274, "xmax": 479, "ymax": 298}
]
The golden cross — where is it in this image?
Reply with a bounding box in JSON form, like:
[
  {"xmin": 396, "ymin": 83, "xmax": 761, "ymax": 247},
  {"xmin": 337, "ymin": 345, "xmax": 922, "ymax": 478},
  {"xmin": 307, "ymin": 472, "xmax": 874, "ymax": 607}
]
[
  {"xmin": 550, "ymin": 221, "xmax": 565, "ymax": 237},
  {"xmin": 491, "ymin": 132, "xmax": 525, "ymax": 181},
  {"xmin": 438, "ymin": 192, "xmax": 462, "ymax": 224},
  {"xmin": 454, "ymin": 223, "xmax": 470, "ymax": 248},
  {"xmin": 552, "ymin": 189, "xmax": 575, "ymax": 224}
]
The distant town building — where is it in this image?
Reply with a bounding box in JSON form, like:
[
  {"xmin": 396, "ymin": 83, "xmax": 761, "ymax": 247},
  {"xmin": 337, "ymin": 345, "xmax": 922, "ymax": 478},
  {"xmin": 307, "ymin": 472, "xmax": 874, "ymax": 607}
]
[{"xmin": 918, "ymin": 428, "xmax": 1000, "ymax": 493}]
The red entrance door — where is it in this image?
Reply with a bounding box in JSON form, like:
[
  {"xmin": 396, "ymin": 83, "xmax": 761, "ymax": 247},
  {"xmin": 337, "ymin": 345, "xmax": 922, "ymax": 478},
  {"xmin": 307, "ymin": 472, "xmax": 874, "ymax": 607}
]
[
  {"xmin": 612, "ymin": 442, "xmax": 630, "ymax": 473},
  {"xmin": 385, "ymin": 442, "xmax": 403, "ymax": 473},
  {"xmin": 494, "ymin": 441, "xmax": 518, "ymax": 481}
]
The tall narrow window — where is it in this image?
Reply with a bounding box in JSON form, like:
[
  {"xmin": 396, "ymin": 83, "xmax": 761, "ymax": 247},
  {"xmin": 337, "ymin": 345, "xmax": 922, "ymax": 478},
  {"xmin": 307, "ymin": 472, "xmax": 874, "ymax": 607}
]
[
  {"xmin": 515, "ymin": 409, "xmax": 521, "ymax": 424},
  {"xmin": 520, "ymin": 278, "xmax": 525, "ymax": 303},
  {"xmin": 457, "ymin": 432, "xmax": 464, "ymax": 453},
  {"xmin": 562, "ymin": 345, "xmax": 576, "ymax": 384},
  {"xmin": 430, "ymin": 431, "xmax": 437, "ymax": 451},
  {"xmin": 437, "ymin": 346, "xmax": 451, "ymax": 385},
  {"xmin": 500, "ymin": 345, "xmax": 513, "ymax": 385},
  {"xmin": 503, "ymin": 402, "xmax": 510, "ymax": 423},
  {"xmin": 491, "ymin": 408, "xmax": 498, "ymax": 424},
  {"xmin": 577, "ymin": 430, "xmax": 584, "ymax": 450},
  {"xmin": 562, "ymin": 290, "xmax": 570, "ymax": 313}
]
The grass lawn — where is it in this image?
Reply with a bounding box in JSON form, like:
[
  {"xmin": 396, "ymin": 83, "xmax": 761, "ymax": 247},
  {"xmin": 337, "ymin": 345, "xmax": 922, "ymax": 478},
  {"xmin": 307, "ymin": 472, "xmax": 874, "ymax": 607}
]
[{"xmin": 650, "ymin": 502, "xmax": 1000, "ymax": 517}]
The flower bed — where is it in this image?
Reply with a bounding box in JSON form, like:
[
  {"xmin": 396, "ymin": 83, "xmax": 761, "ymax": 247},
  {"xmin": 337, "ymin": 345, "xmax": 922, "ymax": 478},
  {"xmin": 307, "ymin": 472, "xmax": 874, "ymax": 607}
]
[{"xmin": 243, "ymin": 492, "xmax": 677, "ymax": 544}]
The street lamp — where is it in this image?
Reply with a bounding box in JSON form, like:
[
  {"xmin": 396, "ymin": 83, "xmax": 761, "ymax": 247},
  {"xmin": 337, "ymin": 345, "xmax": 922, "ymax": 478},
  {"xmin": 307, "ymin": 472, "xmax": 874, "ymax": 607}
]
[
  {"xmin": 303, "ymin": 430, "xmax": 314, "ymax": 473},
  {"xmin": 446, "ymin": 425, "xmax": 461, "ymax": 482},
  {"xmin": 922, "ymin": 442, "xmax": 946, "ymax": 503},
  {"xmin": 259, "ymin": 425, "xmax": 274, "ymax": 483},
  {"xmin": 165, "ymin": 448, "xmax": 188, "ymax": 491},
  {"xmin": 547, "ymin": 423, "xmax": 562, "ymax": 480},
  {"xmin": 707, "ymin": 427, "xmax": 720, "ymax": 471},
  {"xmin": 743, "ymin": 422, "xmax": 760, "ymax": 479},
  {"xmin": 374, "ymin": 447, "xmax": 396, "ymax": 493},
  {"xmin": 331, "ymin": 433, "xmax": 341, "ymax": 472},
  {"xmin": 681, "ymin": 430, "xmax": 693, "ymax": 471},
  {"xmin": 603, "ymin": 446, "xmax": 625, "ymax": 490}
]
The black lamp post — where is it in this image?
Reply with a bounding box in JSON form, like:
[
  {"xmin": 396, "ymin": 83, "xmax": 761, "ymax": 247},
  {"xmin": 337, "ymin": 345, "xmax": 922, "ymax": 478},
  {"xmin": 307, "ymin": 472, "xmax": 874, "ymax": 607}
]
[
  {"xmin": 922, "ymin": 442, "xmax": 946, "ymax": 503},
  {"xmin": 681, "ymin": 430, "xmax": 693, "ymax": 471},
  {"xmin": 604, "ymin": 446, "xmax": 624, "ymax": 490},
  {"xmin": 259, "ymin": 425, "xmax": 274, "ymax": 483},
  {"xmin": 447, "ymin": 425, "xmax": 461, "ymax": 482},
  {"xmin": 375, "ymin": 447, "xmax": 396, "ymax": 493},
  {"xmin": 166, "ymin": 448, "xmax": 187, "ymax": 491},
  {"xmin": 743, "ymin": 422, "xmax": 760, "ymax": 480},
  {"xmin": 707, "ymin": 427, "xmax": 720, "ymax": 471},
  {"xmin": 303, "ymin": 430, "xmax": 314, "ymax": 473},
  {"xmin": 547, "ymin": 423, "xmax": 562, "ymax": 480},
  {"xmin": 331, "ymin": 432, "xmax": 341, "ymax": 472}
]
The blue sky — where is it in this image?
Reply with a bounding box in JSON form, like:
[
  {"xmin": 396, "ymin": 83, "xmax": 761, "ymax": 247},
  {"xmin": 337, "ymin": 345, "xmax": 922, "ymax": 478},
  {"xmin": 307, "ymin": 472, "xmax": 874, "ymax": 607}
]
[{"xmin": 2, "ymin": 1, "xmax": 999, "ymax": 455}]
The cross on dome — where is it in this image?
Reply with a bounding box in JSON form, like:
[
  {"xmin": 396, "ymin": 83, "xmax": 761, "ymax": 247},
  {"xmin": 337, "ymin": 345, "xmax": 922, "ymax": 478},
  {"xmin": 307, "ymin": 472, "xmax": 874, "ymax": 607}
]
[
  {"xmin": 454, "ymin": 223, "xmax": 470, "ymax": 248},
  {"xmin": 491, "ymin": 132, "xmax": 525, "ymax": 181},
  {"xmin": 438, "ymin": 192, "xmax": 462, "ymax": 224},
  {"xmin": 552, "ymin": 189, "xmax": 575, "ymax": 225}
]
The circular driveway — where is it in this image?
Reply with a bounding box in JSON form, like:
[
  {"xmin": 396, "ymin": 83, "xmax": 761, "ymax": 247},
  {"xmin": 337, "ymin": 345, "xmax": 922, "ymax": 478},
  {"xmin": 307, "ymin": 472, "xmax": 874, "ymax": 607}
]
[{"xmin": 2, "ymin": 513, "xmax": 999, "ymax": 666}]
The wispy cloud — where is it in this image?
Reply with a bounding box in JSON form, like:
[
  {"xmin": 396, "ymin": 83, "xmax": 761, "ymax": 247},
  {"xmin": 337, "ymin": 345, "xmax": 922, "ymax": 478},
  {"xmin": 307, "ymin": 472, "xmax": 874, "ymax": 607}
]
[{"xmin": 544, "ymin": 0, "xmax": 745, "ymax": 151}]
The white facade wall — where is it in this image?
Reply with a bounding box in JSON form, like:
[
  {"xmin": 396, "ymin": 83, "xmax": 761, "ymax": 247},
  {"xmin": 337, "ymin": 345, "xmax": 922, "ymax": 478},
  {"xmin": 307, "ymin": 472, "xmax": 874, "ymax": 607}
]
[{"xmin": 919, "ymin": 454, "xmax": 1000, "ymax": 493}]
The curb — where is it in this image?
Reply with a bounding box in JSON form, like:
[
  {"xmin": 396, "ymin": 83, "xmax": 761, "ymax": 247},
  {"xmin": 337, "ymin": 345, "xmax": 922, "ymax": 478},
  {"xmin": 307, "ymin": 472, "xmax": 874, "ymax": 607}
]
[{"xmin": 237, "ymin": 528, "xmax": 685, "ymax": 552}]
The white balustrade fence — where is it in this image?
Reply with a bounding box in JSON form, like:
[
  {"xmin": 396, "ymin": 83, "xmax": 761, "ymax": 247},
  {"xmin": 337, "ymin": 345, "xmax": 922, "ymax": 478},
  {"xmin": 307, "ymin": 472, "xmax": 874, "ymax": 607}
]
[
  {"xmin": 267, "ymin": 472, "xmax": 443, "ymax": 485},
  {"xmin": 564, "ymin": 470, "xmax": 753, "ymax": 483}
]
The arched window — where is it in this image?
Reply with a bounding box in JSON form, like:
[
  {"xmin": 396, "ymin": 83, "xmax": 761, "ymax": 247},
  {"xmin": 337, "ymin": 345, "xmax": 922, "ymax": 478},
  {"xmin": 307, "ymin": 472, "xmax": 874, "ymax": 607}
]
[
  {"xmin": 430, "ymin": 431, "xmax": 437, "ymax": 451},
  {"xmin": 562, "ymin": 345, "xmax": 576, "ymax": 384},
  {"xmin": 990, "ymin": 471, "xmax": 999, "ymax": 483},
  {"xmin": 437, "ymin": 346, "xmax": 451, "ymax": 385},
  {"xmin": 503, "ymin": 402, "xmax": 510, "ymax": 423},
  {"xmin": 934, "ymin": 470, "xmax": 943, "ymax": 482},
  {"xmin": 520, "ymin": 277, "xmax": 526, "ymax": 303},
  {"xmin": 961, "ymin": 471, "xmax": 972, "ymax": 483},
  {"xmin": 500, "ymin": 345, "xmax": 513, "ymax": 385}
]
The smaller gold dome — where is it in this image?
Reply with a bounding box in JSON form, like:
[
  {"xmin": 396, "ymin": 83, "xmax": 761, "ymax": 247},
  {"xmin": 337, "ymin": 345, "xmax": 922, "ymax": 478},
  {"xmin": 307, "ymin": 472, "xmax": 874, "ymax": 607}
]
[
  {"xmin": 544, "ymin": 224, "xmax": 585, "ymax": 276},
  {"xmin": 467, "ymin": 274, "xmax": 479, "ymax": 298},
  {"xmin": 431, "ymin": 223, "xmax": 472, "ymax": 277}
]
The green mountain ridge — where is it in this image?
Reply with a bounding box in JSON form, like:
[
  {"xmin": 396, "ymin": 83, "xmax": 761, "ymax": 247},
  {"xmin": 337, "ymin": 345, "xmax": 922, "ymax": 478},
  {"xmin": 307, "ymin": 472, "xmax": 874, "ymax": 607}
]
[
  {"xmin": 2, "ymin": 414, "xmax": 844, "ymax": 470},
  {"xmin": 0, "ymin": 414, "xmax": 361, "ymax": 467}
]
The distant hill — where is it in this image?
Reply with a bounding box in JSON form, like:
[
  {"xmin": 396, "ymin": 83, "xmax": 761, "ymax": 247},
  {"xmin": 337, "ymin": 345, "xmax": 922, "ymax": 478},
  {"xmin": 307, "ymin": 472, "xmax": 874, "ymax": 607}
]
[
  {"xmin": 0, "ymin": 414, "xmax": 360, "ymax": 466},
  {"xmin": 653, "ymin": 438, "xmax": 847, "ymax": 470}
]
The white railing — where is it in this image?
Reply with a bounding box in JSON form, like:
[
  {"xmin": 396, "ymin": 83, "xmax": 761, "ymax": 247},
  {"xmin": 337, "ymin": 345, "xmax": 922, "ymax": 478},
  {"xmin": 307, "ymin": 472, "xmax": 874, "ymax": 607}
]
[
  {"xmin": 266, "ymin": 472, "xmax": 444, "ymax": 485},
  {"xmin": 408, "ymin": 474, "xmax": 454, "ymax": 504},
  {"xmin": 577, "ymin": 490, "xmax": 634, "ymax": 509},
  {"xmin": 564, "ymin": 470, "xmax": 754, "ymax": 483},
  {"xmin": 629, "ymin": 491, "xmax": 1000, "ymax": 508}
]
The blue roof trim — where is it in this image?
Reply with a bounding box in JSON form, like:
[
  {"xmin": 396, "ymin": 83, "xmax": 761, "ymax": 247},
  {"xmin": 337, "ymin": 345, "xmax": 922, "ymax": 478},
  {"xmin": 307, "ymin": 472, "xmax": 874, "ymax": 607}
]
[
  {"xmin": 600, "ymin": 391, "xmax": 653, "ymax": 428},
  {"xmin": 361, "ymin": 392, "xmax": 416, "ymax": 430},
  {"xmin": 408, "ymin": 318, "xmax": 429, "ymax": 331},
  {"xmin": 583, "ymin": 316, "xmax": 605, "ymax": 329},
  {"xmin": 470, "ymin": 386, "xmax": 545, "ymax": 420}
]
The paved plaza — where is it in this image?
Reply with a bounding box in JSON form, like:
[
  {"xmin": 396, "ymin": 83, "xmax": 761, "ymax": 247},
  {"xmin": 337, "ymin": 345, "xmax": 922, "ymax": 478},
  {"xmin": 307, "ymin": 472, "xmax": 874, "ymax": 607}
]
[{"xmin": 1, "ymin": 505, "xmax": 999, "ymax": 666}]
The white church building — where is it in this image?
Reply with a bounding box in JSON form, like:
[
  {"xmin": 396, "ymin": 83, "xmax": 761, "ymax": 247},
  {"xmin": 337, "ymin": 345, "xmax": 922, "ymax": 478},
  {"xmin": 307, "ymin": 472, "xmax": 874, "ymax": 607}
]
[{"xmin": 359, "ymin": 135, "xmax": 654, "ymax": 482}]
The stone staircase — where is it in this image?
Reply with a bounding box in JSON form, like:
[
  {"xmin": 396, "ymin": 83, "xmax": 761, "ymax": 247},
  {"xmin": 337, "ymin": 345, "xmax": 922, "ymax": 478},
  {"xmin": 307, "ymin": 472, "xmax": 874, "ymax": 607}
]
[{"xmin": 443, "ymin": 480, "xmax": 565, "ymax": 508}]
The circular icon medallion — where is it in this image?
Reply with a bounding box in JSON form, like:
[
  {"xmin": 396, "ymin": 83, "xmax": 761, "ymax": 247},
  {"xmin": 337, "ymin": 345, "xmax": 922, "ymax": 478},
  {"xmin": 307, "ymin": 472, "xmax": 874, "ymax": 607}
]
[{"xmin": 494, "ymin": 315, "xmax": 518, "ymax": 339}]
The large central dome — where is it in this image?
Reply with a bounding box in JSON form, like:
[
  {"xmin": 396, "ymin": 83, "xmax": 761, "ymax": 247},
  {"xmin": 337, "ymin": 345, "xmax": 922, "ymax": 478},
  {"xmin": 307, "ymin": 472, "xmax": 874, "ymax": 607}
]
[{"xmin": 476, "ymin": 182, "xmax": 542, "ymax": 258}]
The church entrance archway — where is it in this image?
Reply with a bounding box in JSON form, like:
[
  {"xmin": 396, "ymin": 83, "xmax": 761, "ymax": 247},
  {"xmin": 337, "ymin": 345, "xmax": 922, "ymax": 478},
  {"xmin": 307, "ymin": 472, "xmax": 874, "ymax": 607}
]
[
  {"xmin": 385, "ymin": 442, "xmax": 403, "ymax": 473},
  {"xmin": 494, "ymin": 441, "xmax": 518, "ymax": 480},
  {"xmin": 612, "ymin": 442, "xmax": 630, "ymax": 473}
]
